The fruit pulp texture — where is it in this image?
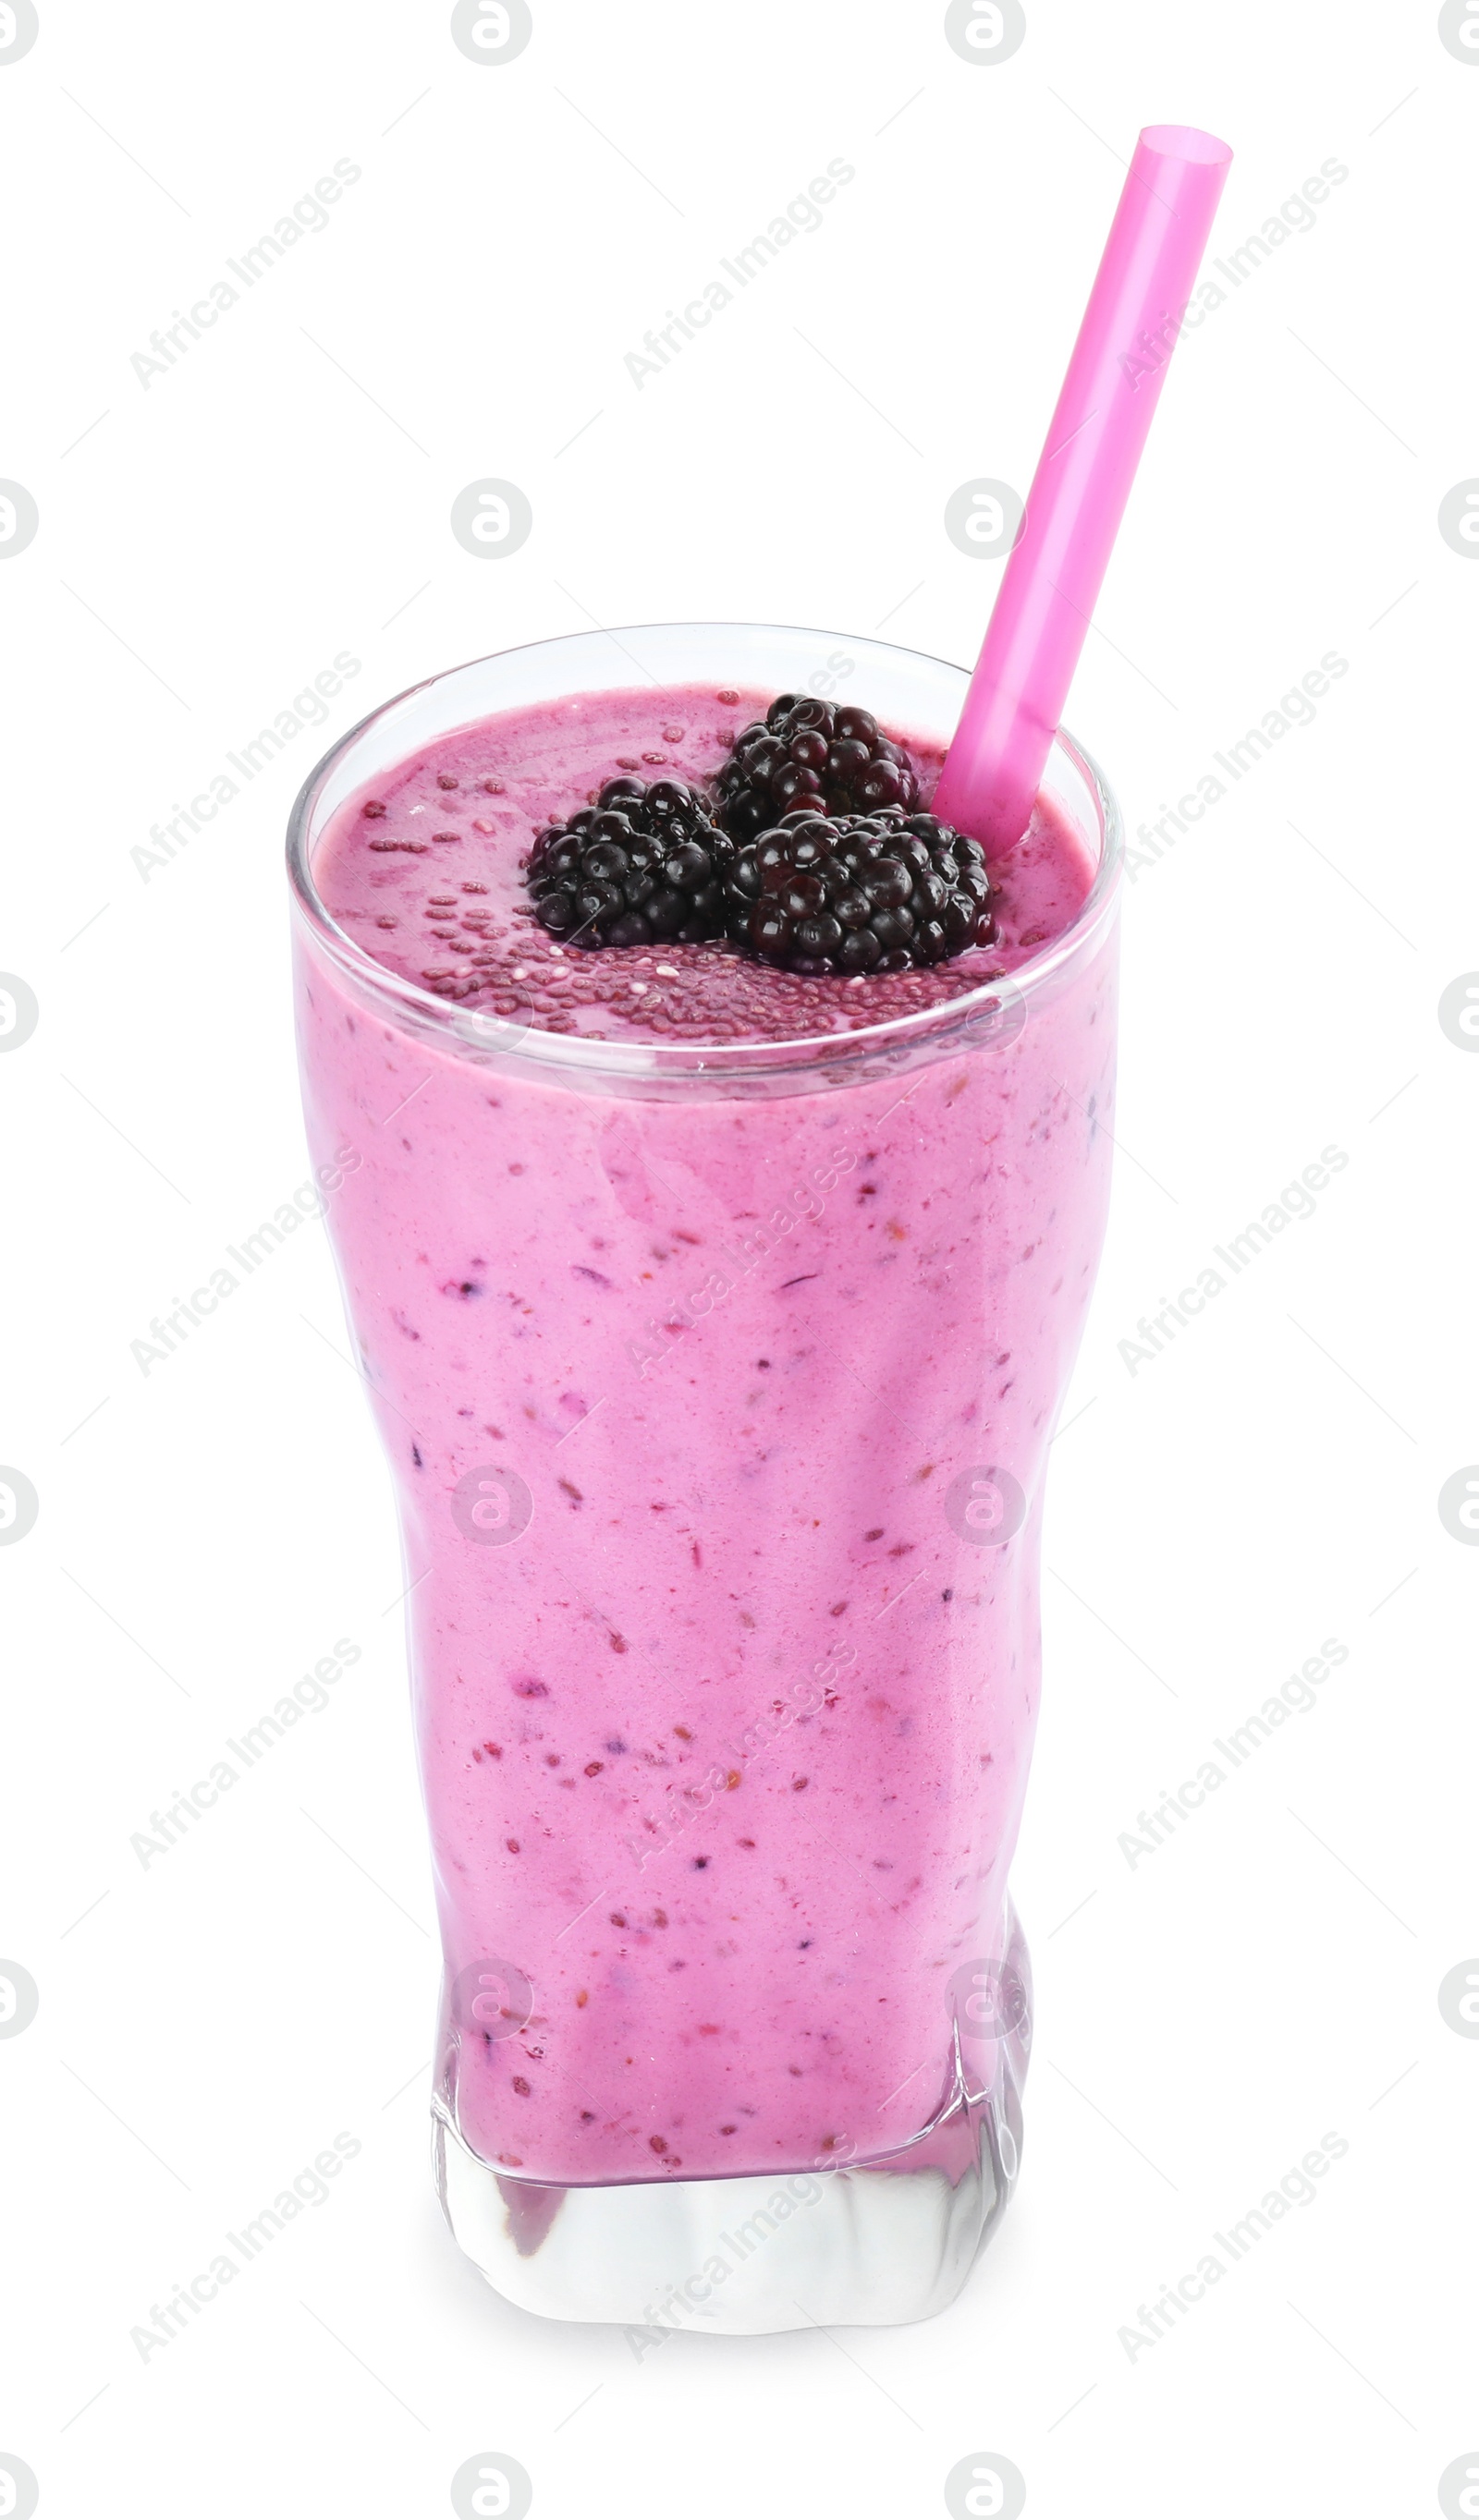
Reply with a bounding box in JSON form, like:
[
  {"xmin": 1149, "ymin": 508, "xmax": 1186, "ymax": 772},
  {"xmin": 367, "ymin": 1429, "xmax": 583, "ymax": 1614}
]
[
  {"xmin": 298, "ymin": 682, "xmax": 1116, "ymax": 2184},
  {"xmin": 320, "ymin": 683, "xmax": 1088, "ymax": 1034}
]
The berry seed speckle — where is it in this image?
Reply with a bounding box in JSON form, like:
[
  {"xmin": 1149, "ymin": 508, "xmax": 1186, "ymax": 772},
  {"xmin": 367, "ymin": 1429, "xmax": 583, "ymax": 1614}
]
[
  {"xmin": 299, "ymin": 673, "xmax": 1100, "ymax": 2195},
  {"xmin": 317, "ymin": 681, "xmax": 1086, "ymax": 1049}
]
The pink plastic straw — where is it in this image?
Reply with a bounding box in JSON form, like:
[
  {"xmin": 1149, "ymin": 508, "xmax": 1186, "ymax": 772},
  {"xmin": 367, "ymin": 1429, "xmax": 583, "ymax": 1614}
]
[{"xmin": 932, "ymin": 124, "xmax": 1232, "ymax": 853}]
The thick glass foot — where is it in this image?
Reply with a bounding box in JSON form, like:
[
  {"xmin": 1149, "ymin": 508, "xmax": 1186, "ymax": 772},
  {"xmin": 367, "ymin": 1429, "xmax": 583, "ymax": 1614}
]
[{"xmin": 433, "ymin": 1930, "xmax": 1031, "ymax": 2336}]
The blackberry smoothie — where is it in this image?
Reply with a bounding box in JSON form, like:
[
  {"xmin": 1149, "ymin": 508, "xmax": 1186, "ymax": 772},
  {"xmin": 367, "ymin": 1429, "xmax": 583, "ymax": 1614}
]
[{"xmin": 289, "ymin": 626, "xmax": 1121, "ymax": 2329}]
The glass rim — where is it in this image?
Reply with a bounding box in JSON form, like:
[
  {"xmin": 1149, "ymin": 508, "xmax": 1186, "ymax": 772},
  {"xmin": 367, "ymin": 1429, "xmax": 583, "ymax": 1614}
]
[{"xmin": 286, "ymin": 620, "xmax": 1124, "ymax": 1082}]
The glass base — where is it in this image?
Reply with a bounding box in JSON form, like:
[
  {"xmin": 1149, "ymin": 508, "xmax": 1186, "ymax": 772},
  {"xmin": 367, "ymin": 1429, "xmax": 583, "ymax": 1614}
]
[{"xmin": 433, "ymin": 1954, "xmax": 1029, "ymax": 2335}]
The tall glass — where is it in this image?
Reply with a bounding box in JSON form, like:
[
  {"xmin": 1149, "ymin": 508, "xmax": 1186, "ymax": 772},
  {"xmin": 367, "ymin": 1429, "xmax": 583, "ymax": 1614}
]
[{"xmin": 287, "ymin": 625, "xmax": 1122, "ymax": 2333}]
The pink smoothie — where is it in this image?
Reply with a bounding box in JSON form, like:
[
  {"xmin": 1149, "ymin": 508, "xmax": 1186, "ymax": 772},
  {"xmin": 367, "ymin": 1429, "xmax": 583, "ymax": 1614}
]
[{"xmin": 295, "ymin": 681, "xmax": 1116, "ymax": 2187}]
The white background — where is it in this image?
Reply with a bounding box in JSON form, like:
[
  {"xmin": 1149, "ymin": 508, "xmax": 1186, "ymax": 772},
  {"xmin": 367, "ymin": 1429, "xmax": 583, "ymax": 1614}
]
[{"xmin": 2, "ymin": 2, "xmax": 1476, "ymax": 2514}]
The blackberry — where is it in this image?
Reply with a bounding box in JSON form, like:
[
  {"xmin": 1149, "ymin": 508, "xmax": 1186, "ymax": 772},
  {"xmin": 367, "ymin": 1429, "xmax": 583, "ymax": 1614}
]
[
  {"xmin": 525, "ymin": 776, "xmax": 735, "ymax": 948},
  {"xmin": 713, "ymin": 696, "xmax": 922, "ymax": 840},
  {"xmin": 722, "ymin": 809, "xmax": 996, "ymax": 975}
]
